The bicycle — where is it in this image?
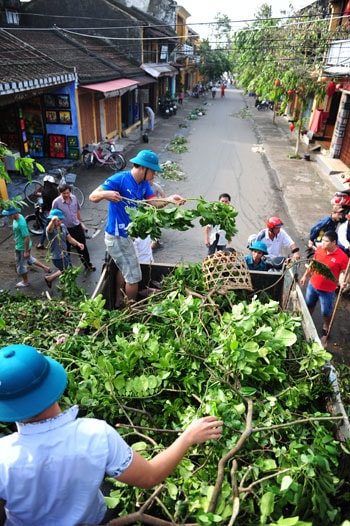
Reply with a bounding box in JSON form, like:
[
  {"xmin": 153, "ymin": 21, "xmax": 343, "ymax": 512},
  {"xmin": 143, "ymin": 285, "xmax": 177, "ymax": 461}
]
[
  {"xmin": 24, "ymin": 168, "xmax": 84, "ymax": 207},
  {"xmin": 25, "ymin": 196, "xmax": 47, "ymax": 236},
  {"xmin": 82, "ymin": 139, "xmax": 126, "ymax": 171}
]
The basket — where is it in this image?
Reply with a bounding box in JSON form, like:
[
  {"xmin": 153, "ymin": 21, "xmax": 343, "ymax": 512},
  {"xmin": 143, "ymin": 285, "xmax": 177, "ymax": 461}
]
[
  {"xmin": 65, "ymin": 172, "xmax": 77, "ymax": 184},
  {"xmin": 202, "ymin": 250, "xmax": 253, "ymax": 292}
]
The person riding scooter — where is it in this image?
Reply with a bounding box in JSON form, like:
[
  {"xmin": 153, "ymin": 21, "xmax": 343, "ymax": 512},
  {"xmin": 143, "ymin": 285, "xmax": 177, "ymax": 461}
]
[{"xmin": 256, "ymin": 216, "xmax": 300, "ymax": 260}]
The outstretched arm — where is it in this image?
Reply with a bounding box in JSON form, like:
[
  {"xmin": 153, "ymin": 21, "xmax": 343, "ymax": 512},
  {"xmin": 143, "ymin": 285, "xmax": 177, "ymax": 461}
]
[
  {"xmin": 89, "ymin": 186, "xmax": 121, "ymax": 204},
  {"xmin": 149, "ymin": 194, "xmax": 185, "ymax": 209},
  {"xmin": 116, "ymin": 415, "xmax": 223, "ymax": 489}
]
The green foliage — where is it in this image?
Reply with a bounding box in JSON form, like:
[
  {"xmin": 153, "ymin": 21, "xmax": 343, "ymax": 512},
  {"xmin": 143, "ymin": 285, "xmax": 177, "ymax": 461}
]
[
  {"xmin": 0, "ymin": 141, "xmax": 45, "ymax": 210},
  {"xmin": 0, "ymin": 259, "xmax": 348, "ymax": 523},
  {"xmin": 125, "ymin": 198, "xmax": 238, "ymax": 241},
  {"xmin": 233, "ymin": 7, "xmax": 330, "ymax": 147},
  {"xmin": 14, "ymin": 156, "xmax": 45, "ymax": 179},
  {"xmin": 167, "ymin": 136, "xmax": 188, "ymax": 153},
  {"xmin": 198, "ymin": 14, "xmax": 233, "ymax": 82},
  {"xmin": 56, "ymin": 265, "xmax": 86, "ymax": 301},
  {"xmin": 160, "ymin": 160, "xmax": 186, "ymax": 181}
]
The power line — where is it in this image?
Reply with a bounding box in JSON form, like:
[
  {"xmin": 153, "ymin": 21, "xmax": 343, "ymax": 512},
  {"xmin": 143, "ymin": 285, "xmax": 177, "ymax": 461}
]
[{"xmin": 15, "ymin": 10, "xmax": 348, "ymax": 33}]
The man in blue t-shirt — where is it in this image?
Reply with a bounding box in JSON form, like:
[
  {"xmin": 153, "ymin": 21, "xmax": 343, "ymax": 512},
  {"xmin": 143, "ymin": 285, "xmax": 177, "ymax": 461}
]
[{"xmin": 89, "ymin": 150, "xmax": 184, "ymax": 307}]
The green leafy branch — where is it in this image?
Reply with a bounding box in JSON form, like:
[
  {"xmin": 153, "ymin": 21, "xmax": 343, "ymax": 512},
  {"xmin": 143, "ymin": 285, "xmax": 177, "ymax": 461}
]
[
  {"xmin": 309, "ymin": 260, "xmax": 338, "ymax": 283},
  {"xmin": 126, "ymin": 198, "xmax": 238, "ymax": 240}
]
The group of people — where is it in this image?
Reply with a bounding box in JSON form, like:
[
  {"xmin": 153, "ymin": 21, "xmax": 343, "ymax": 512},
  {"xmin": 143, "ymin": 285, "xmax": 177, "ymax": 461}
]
[
  {"xmin": 0, "ymin": 149, "xmax": 224, "ymax": 522},
  {"xmin": 4, "ymin": 147, "xmax": 350, "ymax": 338},
  {"xmin": 204, "ymin": 196, "xmax": 350, "ymax": 341},
  {"xmin": 205, "ymin": 198, "xmax": 300, "ymax": 270},
  {"xmin": 302, "ymin": 204, "xmax": 350, "ymax": 340},
  {"xmin": 2, "ymin": 178, "xmax": 95, "ymax": 289}
]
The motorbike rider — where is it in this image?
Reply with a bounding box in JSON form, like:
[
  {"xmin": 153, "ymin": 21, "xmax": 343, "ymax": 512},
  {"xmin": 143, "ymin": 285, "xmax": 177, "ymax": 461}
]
[
  {"xmin": 307, "ymin": 205, "xmax": 344, "ymax": 255},
  {"xmin": 256, "ymin": 216, "xmax": 300, "ymax": 260}
]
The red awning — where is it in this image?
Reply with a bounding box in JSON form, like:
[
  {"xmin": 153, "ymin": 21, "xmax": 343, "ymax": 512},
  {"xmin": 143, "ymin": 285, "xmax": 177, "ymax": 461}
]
[{"xmin": 81, "ymin": 79, "xmax": 139, "ymax": 97}]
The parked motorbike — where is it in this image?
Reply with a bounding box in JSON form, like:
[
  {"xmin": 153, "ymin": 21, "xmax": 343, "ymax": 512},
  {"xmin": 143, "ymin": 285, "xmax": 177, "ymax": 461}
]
[
  {"xmin": 25, "ymin": 197, "xmax": 46, "ymax": 235},
  {"xmin": 158, "ymin": 98, "xmax": 175, "ymax": 119},
  {"xmin": 82, "ymin": 139, "xmax": 126, "ymax": 171},
  {"xmin": 331, "ymin": 177, "xmax": 350, "ymax": 220},
  {"xmin": 256, "ymin": 99, "xmax": 274, "ymax": 111}
]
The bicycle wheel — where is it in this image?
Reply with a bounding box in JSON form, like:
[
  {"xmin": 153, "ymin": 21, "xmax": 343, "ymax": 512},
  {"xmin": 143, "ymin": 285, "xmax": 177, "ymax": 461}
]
[
  {"xmin": 109, "ymin": 153, "xmax": 125, "ymax": 171},
  {"xmin": 119, "ymin": 153, "xmax": 127, "ymax": 169},
  {"xmin": 83, "ymin": 152, "xmax": 93, "ymax": 169},
  {"xmin": 71, "ymin": 185, "xmax": 85, "ymax": 207},
  {"xmin": 25, "ymin": 214, "xmax": 44, "ymax": 235},
  {"xmin": 24, "ymin": 180, "xmax": 42, "ymax": 204}
]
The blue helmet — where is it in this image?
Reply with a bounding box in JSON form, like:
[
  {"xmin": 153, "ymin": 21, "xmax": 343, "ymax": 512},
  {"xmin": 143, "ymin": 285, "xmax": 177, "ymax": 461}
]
[
  {"xmin": 0, "ymin": 344, "xmax": 67, "ymax": 422},
  {"xmin": 129, "ymin": 150, "xmax": 162, "ymax": 172},
  {"xmin": 249, "ymin": 240, "xmax": 268, "ymax": 254}
]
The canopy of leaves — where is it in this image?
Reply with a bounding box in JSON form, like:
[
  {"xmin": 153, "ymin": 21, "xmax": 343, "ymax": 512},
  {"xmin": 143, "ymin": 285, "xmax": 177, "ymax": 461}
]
[
  {"xmin": 232, "ymin": 5, "xmax": 336, "ymax": 111},
  {"xmin": 0, "ymin": 262, "xmax": 348, "ymax": 524},
  {"xmin": 199, "ymin": 14, "xmax": 233, "ymax": 82}
]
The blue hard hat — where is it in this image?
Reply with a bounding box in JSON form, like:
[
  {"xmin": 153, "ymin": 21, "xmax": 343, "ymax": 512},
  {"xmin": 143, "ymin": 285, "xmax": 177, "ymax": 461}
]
[
  {"xmin": 129, "ymin": 150, "xmax": 162, "ymax": 172},
  {"xmin": 0, "ymin": 344, "xmax": 68, "ymax": 422},
  {"xmin": 48, "ymin": 208, "xmax": 65, "ymax": 220},
  {"xmin": 2, "ymin": 206, "xmax": 20, "ymax": 216},
  {"xmin": 249, "ymin": 240, "xmax": 268, "ymax": 254}
]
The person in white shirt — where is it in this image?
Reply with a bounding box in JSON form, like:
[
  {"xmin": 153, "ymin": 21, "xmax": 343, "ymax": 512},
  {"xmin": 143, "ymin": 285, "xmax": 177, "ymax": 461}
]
[
  {"xmin": 256, "ymin": 216, "xmax": 300, "ymax": 259},
  {"xmin": 0, "ymin": 344, "xmax": 223, "ymax": 526},
  {"xmin": 144, "ymin": 104, "xmax": 155, "ymax": 131},
  {"xmin": 204, "ymin": 193, "xmax": 231, "ymax": 255}
]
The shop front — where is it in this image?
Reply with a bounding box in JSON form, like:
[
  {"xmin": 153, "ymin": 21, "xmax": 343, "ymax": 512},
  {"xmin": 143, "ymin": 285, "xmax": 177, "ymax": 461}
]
[{"xmin": 0, "ymin": 80, "xmax": 79, "ymax": 162}]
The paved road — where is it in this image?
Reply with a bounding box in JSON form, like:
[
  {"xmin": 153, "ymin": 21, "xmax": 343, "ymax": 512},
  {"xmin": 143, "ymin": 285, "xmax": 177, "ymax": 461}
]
[{"xmin": 151, "ymin": 88, "xmax": 293, "ymax": 262}]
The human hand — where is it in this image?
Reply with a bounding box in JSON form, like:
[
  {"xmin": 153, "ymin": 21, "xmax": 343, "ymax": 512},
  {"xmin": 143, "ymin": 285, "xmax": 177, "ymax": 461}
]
[
  {"xmin": 299, "ymin": 275, "xmax": 306, "ymax": 286},
  {"xmin": 182, "ymin": 415, "xmax": 223, "ymax": 446},
  {"xmin": 168, "ymin": 194, "xmax": 186, "ymax": 206},
  {"xmin": 108, "ymin": 191, "xmax": 121, "ymax": 203},
  {"xmin": 78, "ymin": 242, "xmax": 84, "ymax": 250}
]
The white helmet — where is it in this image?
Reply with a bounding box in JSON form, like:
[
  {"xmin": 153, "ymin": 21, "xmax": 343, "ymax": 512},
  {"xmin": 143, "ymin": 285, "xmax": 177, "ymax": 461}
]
[{"xmin": 43, "ymin": 175, "xmax": 56, "ymax": 184}]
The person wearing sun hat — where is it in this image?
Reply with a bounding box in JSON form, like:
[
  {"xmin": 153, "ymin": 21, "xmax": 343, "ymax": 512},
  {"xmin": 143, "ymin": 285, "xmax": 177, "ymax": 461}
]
[
  {"xmin": 245, "ymin": 240, "xmax": 268, "ymax": 271},
  {"xmin": 1, "ymin": 206, "xmax": 51, "ymax": 288},
  {"xmin": 89, "ymin": 150, "xmax": 185, "ymax": 308},
  {"xmin": 0, "ymin": 344, "xmax": 223, "ymax": 525},
  {"xmin": 43, "ymin": 208, "xmax": 85, "ymax": 288}
]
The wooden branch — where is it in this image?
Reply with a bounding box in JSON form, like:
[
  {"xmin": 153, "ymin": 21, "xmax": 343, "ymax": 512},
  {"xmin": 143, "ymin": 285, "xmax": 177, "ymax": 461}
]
[
  {"xmin": 208, "ymin": 399, "xmax": 254, "ymax": 513},
  {"xmin": 103, "ymin": 487, "xmax": 199, "ymax": 525}
]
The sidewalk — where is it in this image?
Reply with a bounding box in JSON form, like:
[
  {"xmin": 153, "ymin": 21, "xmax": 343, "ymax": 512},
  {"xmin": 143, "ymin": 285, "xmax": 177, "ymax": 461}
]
[{"xmin": 244, "ymin": 94, "xmax": 348, "ymax": 245}]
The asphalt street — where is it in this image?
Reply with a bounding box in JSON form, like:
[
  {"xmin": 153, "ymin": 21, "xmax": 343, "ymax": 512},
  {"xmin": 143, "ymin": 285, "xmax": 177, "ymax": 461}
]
[{"xmin": 1, "ymin": 87, "xmax": 349, "ymax": 362}]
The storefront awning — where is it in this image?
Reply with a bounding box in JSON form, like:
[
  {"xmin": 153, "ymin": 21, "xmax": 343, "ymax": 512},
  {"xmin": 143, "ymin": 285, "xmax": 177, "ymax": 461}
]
[
  {"xmin": 324, "ymin": 66, "xmax": 350, "ymax": 76},
  {"xmin": 140, "ymin": 63, "xmax": 178, "ymax": 79},
  {"xmin": 131, "ymin": 75, "xmax": 157, "ymax": 86},
  {"xmin": 81, "ymin": 78, "xmax": 139, "ymax": 98}
]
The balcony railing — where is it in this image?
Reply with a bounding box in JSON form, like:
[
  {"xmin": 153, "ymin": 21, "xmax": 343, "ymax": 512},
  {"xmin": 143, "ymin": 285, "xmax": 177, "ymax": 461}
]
[{"xmin": 325, "ymin": 39, "xmax": 350, "ymax": 74}]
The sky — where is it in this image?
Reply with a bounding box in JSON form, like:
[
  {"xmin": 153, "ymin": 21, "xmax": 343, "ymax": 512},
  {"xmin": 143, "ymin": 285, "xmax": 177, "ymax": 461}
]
[{"xmin": 181, "ymin": 0, "xmax": 314, "ymax": 38}]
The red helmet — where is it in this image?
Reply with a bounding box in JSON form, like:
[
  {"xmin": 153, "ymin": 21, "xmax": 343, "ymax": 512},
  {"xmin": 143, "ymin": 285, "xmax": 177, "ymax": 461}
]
[{"xmin": 266, "ymin": 216, "xmax": 283, "ymax": 229}]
